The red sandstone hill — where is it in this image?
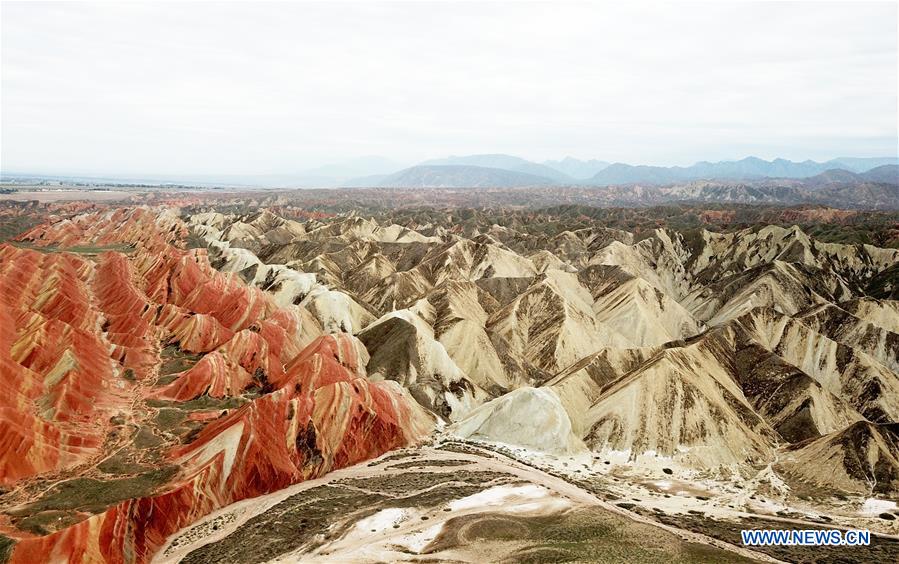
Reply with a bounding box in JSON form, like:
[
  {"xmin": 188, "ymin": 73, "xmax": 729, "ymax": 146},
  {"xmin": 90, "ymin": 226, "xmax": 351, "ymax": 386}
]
[{"xmin": 0, "ymin": 208, "xmax": 433, "ymax": 563}]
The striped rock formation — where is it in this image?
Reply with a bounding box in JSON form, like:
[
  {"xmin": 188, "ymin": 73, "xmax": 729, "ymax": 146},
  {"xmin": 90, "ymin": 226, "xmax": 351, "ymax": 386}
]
[{"xmin": 0, "ymin": 208, "xmax": 433, "ymax": 563}]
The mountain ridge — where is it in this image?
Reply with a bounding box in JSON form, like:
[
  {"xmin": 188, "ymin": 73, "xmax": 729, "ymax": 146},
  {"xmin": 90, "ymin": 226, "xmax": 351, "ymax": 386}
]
[
  {"xmin": 3, "ymin": 201, "xmax": 899, "ymax": 562},
  {"xmin": 375, "ymin": 164, "xmax": 556, "ymax": 187},
  {"xmin": 587, "ymin": 157, "xmax": 899, "ymax": 186},
  {"xmin": 7, "ymin": 155, "xmax": 896, "ymax": 189}
]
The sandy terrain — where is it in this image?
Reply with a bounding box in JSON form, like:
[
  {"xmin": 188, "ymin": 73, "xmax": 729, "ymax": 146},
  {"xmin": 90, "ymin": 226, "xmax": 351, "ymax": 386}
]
[{"xmin": 156, "ymin": 441, "xmax": 785, "ymax": 563}]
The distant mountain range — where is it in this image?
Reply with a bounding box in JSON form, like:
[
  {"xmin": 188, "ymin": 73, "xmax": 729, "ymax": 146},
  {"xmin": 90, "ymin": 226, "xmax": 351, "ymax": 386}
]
[
  {"xmin": 338, "ymin": 161, "xmax": 899, "ymax": 208},
  {"xmin": 340, "ymin": 156, "xmax": 897, "ymax": 189},
  {"xmin": 419, "ymin": 154, "xmax": 575, "ymax": 183},
  {"xmin": 361, "ymin": 165, "xmax": 555, "ymax": 188},
  {"xmin": 585, "ymin": 156, "xmax": 899, "ymax": 186},
  {"xmin": 5, "ymin": 155, "xmax": 897, "ymax": 189},
  {"xmin": 854, "ymin": 164, "xmax": 899, "ymax": 184}
]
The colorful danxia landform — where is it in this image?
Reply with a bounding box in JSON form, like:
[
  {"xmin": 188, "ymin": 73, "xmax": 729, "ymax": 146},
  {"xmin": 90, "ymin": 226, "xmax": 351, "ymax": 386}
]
[{"xmin": 0, "ymin": 208, "xmax": 433, "ymax": 563}]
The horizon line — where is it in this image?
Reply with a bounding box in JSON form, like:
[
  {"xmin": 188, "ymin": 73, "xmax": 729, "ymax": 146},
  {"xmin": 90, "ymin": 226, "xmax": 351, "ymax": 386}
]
[{"xmin": 3, "ymin": 153, "xmax": 898, "ymax": 181}]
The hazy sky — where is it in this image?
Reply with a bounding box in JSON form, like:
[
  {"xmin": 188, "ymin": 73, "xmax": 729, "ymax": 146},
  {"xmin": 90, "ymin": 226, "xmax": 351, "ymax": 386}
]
[{"xmin": 2, "ymin": 1, "xmax": 897, "ymax": 176}]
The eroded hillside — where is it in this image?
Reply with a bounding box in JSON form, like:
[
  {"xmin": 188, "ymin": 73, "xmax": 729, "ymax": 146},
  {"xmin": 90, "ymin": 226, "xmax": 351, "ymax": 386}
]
[{"xmin": 1, "ymin": 203, "xmax": 898, "ymax": 563}]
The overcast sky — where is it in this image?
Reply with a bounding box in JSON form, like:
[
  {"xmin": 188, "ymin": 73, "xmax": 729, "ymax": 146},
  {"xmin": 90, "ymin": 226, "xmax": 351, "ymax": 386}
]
[{"xmin": 2, "ymin": 1, "xmax": 896, "ymax": 176}]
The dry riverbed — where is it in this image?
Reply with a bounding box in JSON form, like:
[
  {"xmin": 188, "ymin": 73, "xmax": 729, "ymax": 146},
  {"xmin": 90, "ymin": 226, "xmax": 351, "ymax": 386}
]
[{"xmin": 156, "ymin": 441, "xmax": 792, "ymax": 563}]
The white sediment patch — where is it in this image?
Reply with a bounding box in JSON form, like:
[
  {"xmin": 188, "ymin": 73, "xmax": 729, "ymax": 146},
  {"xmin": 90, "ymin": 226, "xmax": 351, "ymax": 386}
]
[
  {"xmin": 272, "ymin": 484, "xmax": 573, "ymax": 563},
  {"xmin": 396, "ymin": 523, "xmax": 445, "ymax": 552},
  {"xmin": 449, "ymin": 484, "xmax": 571, "ymax": 514},
  {"xmin": 860, "ymin": 498, "xmax": 897, "ymax": 516},
  {"xmin": 355, "ymin": 508, "xmax": 409, "ymax": 533}
]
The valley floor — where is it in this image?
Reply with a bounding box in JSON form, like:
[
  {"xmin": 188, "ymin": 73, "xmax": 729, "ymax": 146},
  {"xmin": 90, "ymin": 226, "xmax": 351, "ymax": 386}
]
[{"xmin": 157, "ymin": 440, "xmax": 899, "ymax": 564}]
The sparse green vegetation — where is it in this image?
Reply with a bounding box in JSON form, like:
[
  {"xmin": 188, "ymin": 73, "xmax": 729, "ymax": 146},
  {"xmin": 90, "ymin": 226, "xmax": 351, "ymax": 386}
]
[
  {"xmin": 98, "ymin": 450, "xmax": 154, "ymax": 476},
  {"xmin": 132, "ymin": 426, "xmax": 164, "ymax": 449},
  {"xmin": 158, "ymin": 344, "xmax": 203, "ymax": 378},
  {"xmin": 146, "ymin": 394, "xmax": 248, "ymax": 411},
  {"xmin": 10, "ymin": 467, "xmax": 178, "ymax": 522},
  {"xmin": 8, "ymin": 241, "xmax": 135, "ymax": 254},
  {"xmin": 155, "ymin": 407, "xmax": 188, "ymax": 431},
  {"xmin": 13, "ymin": 509, "xmax": 86, "ymax": 536},
  {"xmin": 0, "ymin": 216, "xmax": 42, "ymax": 243},
  {"xmin": 0, "ymin": 534, "xmax": 14, "ymax": 562}
]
